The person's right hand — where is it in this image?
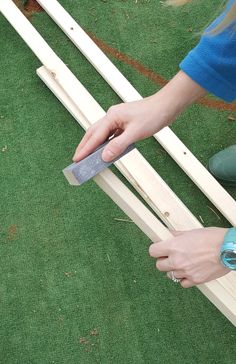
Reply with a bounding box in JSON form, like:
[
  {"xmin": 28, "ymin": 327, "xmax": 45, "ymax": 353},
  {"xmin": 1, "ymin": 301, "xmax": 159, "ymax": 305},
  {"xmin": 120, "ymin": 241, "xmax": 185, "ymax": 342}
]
[
  {"xmin": 72, "ymin": 71, "xmax": 206, "ymax": 163},
  {"xmin": 73, "ymin": 95, "xmax": 169, "ymax": 163}
]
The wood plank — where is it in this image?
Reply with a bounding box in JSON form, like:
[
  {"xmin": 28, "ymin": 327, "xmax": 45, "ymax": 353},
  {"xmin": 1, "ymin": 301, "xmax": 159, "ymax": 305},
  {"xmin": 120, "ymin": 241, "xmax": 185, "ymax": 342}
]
[
  {"xmin": 36, "ymin": 0, "xmax": 141, "ymax": 102},
  {"xmin": 1, "ymin": 0, "xmax": 236, "ymax": 325},
  {"xmin": 2, "ymin": 0, "xmax": 197, "ymax": 230},
  {"xmin": 37, "ymin": 66, "xmax": 236, "ymax": 327},
  {"xmin": 94, "ymin": 169, "xmax": 172, "ymax": 243},
  {"xmin": 35, "ymin": 65, "xmax": 199, "ymax": 231},
  {"xmin": 0, "ymin": 0, "xmax": 169, "ymax": 241},
  {"xmin": 36, "ymin": 0, "xmax": 236, "ymax": 226}
]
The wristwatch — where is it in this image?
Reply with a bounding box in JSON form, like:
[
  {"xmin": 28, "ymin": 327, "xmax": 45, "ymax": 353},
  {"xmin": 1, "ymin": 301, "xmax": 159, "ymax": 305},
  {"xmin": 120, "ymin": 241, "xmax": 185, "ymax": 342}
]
[{"xmin": 220, "ymin": 227, "xmax": 236, "ymax": 270}]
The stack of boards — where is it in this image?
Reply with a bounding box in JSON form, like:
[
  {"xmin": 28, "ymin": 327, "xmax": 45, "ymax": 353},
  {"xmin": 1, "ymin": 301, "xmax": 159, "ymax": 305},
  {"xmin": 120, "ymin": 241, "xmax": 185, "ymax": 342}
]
[{"xmin": 1, "ymin": 0, "xmax": 236, "ymax": 326}]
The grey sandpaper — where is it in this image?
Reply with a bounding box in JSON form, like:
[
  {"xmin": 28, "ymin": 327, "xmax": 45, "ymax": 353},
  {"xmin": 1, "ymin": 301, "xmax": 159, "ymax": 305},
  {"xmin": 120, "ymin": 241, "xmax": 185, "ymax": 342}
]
[{"xmin": 63, "ymin": 140, "xmax": 135, "ymax": 186}]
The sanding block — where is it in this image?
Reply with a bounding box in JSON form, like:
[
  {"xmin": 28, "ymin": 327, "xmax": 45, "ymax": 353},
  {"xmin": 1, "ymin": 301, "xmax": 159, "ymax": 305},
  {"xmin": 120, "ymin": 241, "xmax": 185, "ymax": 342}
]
[{"xmin": 63, "ymin": 140, "xmax": 135, "ymax": 186}]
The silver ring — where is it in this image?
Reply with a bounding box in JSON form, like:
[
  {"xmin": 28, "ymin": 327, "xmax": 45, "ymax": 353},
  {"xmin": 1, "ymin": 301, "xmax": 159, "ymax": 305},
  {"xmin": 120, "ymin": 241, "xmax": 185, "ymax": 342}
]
[{"xmin": 168, "ymin": 271, "xmax": 181, "ymax": 283}]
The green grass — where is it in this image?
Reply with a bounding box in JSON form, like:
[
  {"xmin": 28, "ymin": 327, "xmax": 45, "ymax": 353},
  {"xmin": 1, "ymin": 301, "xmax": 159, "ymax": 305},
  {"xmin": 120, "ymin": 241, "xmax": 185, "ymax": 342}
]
[{"xmin": 0, "ymin": 1, "xmax": 236, "ymax": 363}]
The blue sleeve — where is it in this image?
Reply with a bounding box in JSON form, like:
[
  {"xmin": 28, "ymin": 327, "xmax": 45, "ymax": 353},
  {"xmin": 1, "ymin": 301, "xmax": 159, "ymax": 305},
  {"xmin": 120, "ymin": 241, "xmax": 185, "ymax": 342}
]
[{"xmin": 180, "ymin": 0, "xmax": 236, "ymax": 102}]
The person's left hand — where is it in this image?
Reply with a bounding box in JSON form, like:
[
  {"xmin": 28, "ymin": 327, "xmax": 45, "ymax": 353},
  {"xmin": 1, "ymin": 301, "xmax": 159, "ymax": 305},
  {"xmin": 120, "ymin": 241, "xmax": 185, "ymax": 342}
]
[{"xmin": 149, "ymin": 227, "xmax": 230, "ymax": 288}]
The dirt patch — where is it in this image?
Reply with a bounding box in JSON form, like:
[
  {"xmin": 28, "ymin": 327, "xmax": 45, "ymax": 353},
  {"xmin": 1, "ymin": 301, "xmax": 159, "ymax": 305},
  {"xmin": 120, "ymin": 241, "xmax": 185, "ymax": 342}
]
[
  {"xmin": 13, "ymin": 0, "xmax": 43, "ymax": 19},
  {"xmin": 24, "ymin": 0, "xmax": 43, "ymax": 13},
  {"xmin": 7, "ymin": 225, "xmax": 17, "ymax": 241}
]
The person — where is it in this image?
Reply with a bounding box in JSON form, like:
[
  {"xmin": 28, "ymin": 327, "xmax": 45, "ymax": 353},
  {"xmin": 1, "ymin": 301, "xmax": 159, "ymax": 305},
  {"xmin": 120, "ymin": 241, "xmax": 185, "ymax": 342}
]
[{"xmin": 73, "ymin": 0, "xmax": 236, "ymax": 288}]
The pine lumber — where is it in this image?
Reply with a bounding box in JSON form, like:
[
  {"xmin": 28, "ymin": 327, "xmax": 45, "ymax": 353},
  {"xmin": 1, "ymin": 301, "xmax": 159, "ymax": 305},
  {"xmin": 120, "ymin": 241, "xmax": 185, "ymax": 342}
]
[
  {"xmin": 1, "ymin": 0, "xmax": 236, "ymax": 326},
  {"xmin": 37, "ymin": 66, "xmax": 236, "ymax": 327},
  {"xmin": 94, "ymin": 170, "xmax": 172, "ymax": 243},
  {"xmin": 36, "ymin": 0, "xmax": 236, "ymax": 226},
  {"xmin": 0, "ymin": 0, "xmax": 201, "ymax": 230}
]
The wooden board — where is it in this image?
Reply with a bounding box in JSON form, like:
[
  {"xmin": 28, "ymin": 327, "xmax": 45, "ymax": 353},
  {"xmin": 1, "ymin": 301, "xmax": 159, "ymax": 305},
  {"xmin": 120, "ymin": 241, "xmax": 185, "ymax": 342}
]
[
  {"xmin": 1, "ymin": 0, "xmax": 236, "ymax": 325},
  {"xmin": 94, "ymin": 170, "xmax": 172, "ymax": 243},
  {"xmin": 35, "ymin": 65, "xmax": 200, "ymax": 231},
  {"xmin": 0, "ymin": 0, "xmax": 201, "ymax": 229},
  {"xmin": 36, "ymin": 0, "xmax": 236, "ymax": 226},
  {"xmin": 37, "ymin": 66, "xmax": 236, "ymax": 327}
]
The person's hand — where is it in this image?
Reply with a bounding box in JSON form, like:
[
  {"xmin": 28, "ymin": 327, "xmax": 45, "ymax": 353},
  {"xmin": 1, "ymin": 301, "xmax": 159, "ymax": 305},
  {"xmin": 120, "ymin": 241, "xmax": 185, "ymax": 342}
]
[
  {"xmin": 73, "ymin": 71, "xmax": 206, "ymax": 163},
  {"xmin": 149, "ymin": 227, "xmax": 230, "ymax": 288},
  {"xmin": 73, "ymin": 94, "xmax": 170, "ymax": 163}
]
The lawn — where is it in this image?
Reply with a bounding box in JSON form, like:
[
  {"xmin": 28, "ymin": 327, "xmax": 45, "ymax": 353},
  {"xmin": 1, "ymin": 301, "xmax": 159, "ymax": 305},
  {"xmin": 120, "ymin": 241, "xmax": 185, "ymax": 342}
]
[{"xmin": 0, "ymin": 0, "xmax": 236, "ymax": 363}]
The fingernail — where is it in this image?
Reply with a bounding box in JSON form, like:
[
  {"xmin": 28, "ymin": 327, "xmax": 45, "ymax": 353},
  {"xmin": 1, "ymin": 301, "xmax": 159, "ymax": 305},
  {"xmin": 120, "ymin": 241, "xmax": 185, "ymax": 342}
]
[
  {"xmin": 102, "ymin": 150, "xmax": 115, "ymax": 162},
  {"xmin": 149, "ymin": 244, "xmax": 155, "ymax": 256},
  {"xmin": 72, "ymin": 153, "xmax": 80, "ymax": 162}
]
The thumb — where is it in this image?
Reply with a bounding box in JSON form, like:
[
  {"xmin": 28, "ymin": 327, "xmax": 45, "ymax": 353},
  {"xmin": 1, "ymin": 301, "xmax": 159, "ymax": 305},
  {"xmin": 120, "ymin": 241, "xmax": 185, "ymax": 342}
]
[{"xmin": 102, "ymin": 131, "xmax": 134, "ymax": 162}]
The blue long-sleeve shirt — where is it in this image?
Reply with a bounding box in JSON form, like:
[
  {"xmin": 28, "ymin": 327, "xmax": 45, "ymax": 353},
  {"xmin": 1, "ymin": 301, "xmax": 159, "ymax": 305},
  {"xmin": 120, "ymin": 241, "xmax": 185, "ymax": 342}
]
[{"xmin": 180, "ymin": 0, "xmax": 236, "ymax": 102}]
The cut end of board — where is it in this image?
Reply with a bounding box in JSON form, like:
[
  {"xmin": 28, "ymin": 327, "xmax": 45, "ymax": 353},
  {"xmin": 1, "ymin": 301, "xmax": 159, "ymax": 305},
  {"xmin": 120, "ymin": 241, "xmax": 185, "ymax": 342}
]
[{"xmin": 63, "ymin": 164, "xmax": 80, "ymax": 186}]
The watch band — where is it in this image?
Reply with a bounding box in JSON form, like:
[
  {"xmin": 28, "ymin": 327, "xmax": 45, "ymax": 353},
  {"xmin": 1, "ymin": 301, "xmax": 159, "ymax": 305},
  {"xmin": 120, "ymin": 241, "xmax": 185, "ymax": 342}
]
[
  {"xmin": 220, "ymin": 227, "xmax": 236, "ymax": 270},
  {"xmin": 222, "ymin": 227, "xmax": 236, "ymax": 244}
]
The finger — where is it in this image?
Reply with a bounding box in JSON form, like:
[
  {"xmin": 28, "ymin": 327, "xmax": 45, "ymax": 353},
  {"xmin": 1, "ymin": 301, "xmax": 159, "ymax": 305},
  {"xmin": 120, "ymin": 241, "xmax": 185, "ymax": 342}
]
[
  {"xmin": 102, "ymin": 128, "xmax": 136, "ymax": 162},
  {"xmin": 180, "ymin": 279, "xmax": 194, "ymax": 288},
  {"xmin": 73, "ymin": 118, "xmax": 116, "ymax": 162},
  {"xmin": 75, "ymin": 126, "xmax": 98, "ymax": 153},
  {"xmin": 113, "ymin": 128, "xmax": 123, "ymax": 137},
  {"xmin": 156, "ymin": 257, "xmax": 174, "ymax": 272},
  {"xmin": 72, "ymin": 128, "xmax": 95, "ymax": 161},
  {"xmin": 149, "ymin": 241, "xmax": 170, "ymax": 258},
  {"xmin": 167, "ymin": 270, "xmax": 185, "ymax": 280},
  {"xmin": 174, "ymin": 271, "xmax": 185, "ymax": 279}
]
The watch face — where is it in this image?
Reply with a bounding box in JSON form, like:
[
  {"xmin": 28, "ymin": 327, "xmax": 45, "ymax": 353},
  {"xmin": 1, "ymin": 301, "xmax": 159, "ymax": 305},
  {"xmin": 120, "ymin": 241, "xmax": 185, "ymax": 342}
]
[{"xmin": 221, "ymin": 250, "xmax": 236, "ymax": 270}]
